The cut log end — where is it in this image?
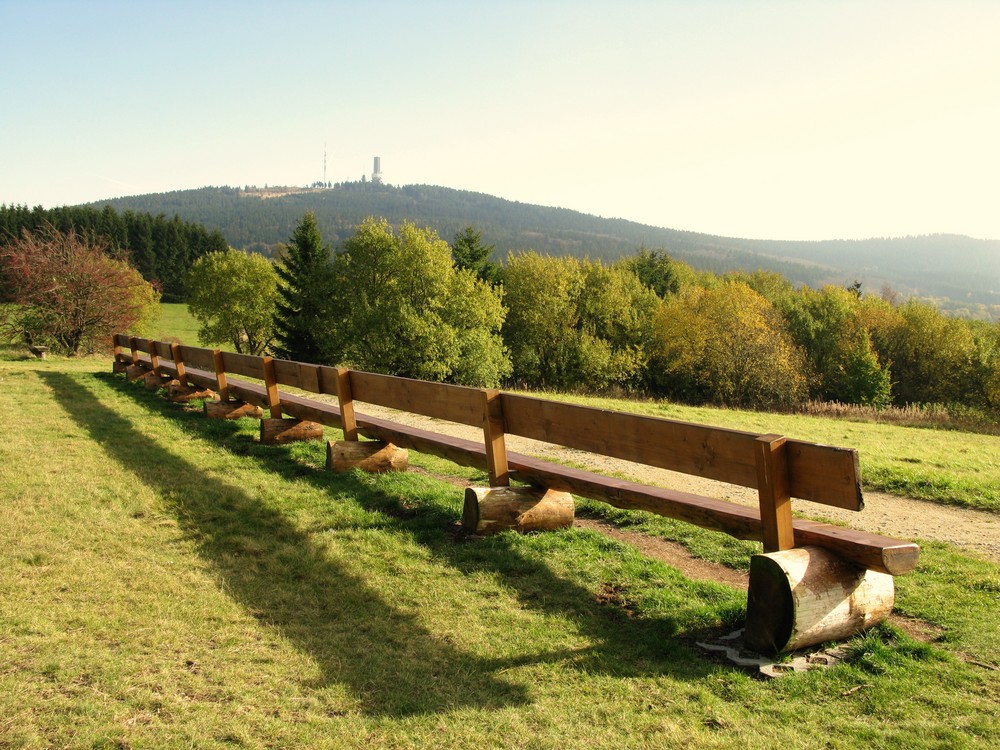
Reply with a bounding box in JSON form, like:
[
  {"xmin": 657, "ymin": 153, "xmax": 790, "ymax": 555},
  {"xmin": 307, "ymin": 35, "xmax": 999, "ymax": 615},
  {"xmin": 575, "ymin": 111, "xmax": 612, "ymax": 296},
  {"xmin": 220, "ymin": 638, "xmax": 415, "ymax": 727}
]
[
  {"xmin": 259, "ymin": 418, "xmax": 324, "ymax": 445},
  {"xmin": 744, "ymin": 546, "xmax": 895, "ymax": 655},
  {"xmin": 326, "ymin": 440, "xmax": 409, "ymax": 474},
  {"xmin": 463, "ymin": 486, "xmax": 575, "ymax": 535},
  {"xmin": 125, "ymin": 364, "xmax": 149, "ymax": 381},
  {"xmin": 205, "ymin": 400, "xmax": 264, "ymax": 420}
]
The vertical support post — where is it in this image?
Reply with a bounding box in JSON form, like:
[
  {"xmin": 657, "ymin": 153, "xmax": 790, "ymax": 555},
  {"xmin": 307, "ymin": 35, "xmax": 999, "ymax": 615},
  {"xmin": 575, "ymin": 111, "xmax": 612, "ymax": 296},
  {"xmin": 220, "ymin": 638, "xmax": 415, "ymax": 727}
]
[
  {"xmin": 112, "ymin": 335, "xmax": 122, "ymax": 363},
  {"xmin": 482, "ymin": 389, "xmax": 510, "ymax": 487},
  {"xmin": 149, "ymin": 341, "xmax": 161, "ymax": 375},
  {"xmin": 336, "ymin": 367, "xmax": 358, "ymax": 441},
  {"xmin": 212, "ymin": 350, "xmax": 229, "ymax": 402},
  {"xmin": 170, "ymin": 343, "xmax": 188, "ymax": 387},
  {"xmin": 755, "ymin": 434, "xmax": 794, "ymax": 553},
  {"xmin": 129, "ymin": 337, "xmax": 140, "ymax": 367},
  {"xmin": 261, "ymin": 356, "xmax": 282, "ymax": 419}
]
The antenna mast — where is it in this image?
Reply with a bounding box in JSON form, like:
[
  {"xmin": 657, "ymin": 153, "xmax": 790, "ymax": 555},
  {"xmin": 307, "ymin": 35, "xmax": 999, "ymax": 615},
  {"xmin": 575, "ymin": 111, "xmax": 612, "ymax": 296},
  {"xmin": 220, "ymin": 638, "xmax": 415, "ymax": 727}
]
[{"xmin": 323, "ymin": 143, "xmax": 327, "ymax": 186}]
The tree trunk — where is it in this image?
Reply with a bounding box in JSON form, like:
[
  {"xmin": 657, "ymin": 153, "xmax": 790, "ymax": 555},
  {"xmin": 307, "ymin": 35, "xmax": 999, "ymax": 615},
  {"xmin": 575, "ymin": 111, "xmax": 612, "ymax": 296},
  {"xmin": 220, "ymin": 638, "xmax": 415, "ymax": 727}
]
[
  {"xmin": 462, "ymin": 486, "xmax": 575, "ymax": 535},
  {"xmin": 744, "ymin": 545, "xmax": 895, "ymax": 654},
  {"xmin": 259, "ymin": 418, "xmax": 324, "ymax": 445},
  {"xmin": 326, "ymin": 440, "xmax": 409, "ymax": 474},
  {"xmin": 205, "ymin": 400, "xmax": 264, "ymax": 420}
]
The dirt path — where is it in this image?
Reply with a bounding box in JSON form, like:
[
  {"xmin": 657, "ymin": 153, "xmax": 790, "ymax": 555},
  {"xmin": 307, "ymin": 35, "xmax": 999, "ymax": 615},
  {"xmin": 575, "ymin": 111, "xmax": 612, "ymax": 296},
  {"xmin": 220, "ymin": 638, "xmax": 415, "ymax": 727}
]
[{"xmin": 353, "ymin": 403, "xmax": 1000, "ymax": 563}]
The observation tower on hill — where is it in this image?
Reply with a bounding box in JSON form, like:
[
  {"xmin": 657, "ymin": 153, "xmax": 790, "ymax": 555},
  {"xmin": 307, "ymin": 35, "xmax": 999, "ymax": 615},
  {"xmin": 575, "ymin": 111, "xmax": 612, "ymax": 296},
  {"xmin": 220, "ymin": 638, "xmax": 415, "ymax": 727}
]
[{"xmin": 372, "ymin": 156, "xmax": 383, "ymax": 184}]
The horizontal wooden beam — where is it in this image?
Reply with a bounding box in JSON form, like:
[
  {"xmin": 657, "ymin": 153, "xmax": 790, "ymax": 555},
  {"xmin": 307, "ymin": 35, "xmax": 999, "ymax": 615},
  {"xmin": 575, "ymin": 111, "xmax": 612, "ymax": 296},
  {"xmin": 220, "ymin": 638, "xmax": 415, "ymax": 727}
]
[{"xmin": 349, "ymin": 370, "xmax": 485, "ymax": 427}]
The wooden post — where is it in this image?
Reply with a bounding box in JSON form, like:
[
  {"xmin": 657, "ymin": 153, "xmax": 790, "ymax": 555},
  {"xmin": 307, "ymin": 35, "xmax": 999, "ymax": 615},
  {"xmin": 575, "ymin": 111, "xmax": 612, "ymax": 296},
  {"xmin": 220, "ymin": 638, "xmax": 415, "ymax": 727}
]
[
  {"xmin": 170, "ymin": 343, "xmax": 188, "ymax": 387},
  {"xmin": 112, "ymin": 336, "xmax": 124, "ymax": 372},
  {"xmin": 482, "ymin": 389, "xmax": 510, "ymax": 487},
  {"xmin": 149, "ymin": 341, "xmax": 162, "ymax": 376},
  {"xmin": 755, "ymin": 434, "xmax": 794, "ymax": 553},
  {"xmin": 212, "ymin": 349, "xmax": 229, "ymax": 402},
  {"xmin": 129, "ymin": 337, "xmax": 140, "ymax": 367},
  {"xmin": 261, "ymin": 356, "xmax": 282, "ymax": 419},
  {"xmin": 336, "ymin": 367, "xmax": 358, "ymax": 441}
]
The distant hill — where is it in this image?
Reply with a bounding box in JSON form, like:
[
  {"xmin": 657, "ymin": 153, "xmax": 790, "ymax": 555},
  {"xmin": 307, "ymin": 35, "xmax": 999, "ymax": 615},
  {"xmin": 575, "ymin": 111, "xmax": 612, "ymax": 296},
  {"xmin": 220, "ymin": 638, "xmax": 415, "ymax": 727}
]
[{"xmin": 84, "ymin": 183, "xmax": 1000, "ymax": 315}]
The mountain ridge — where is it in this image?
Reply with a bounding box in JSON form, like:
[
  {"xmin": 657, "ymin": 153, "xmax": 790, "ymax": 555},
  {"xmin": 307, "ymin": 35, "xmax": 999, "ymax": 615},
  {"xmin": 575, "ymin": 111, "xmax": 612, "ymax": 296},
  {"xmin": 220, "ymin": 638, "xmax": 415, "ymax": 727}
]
[{"xmin": 83, "ymin": 183, "xmax": 1000, "ymax": 316}]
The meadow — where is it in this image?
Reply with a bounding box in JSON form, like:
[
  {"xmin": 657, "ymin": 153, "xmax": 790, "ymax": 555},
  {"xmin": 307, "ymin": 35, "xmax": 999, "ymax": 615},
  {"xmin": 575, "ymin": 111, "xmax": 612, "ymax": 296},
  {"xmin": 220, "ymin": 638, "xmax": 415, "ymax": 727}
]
[{"xmin": 0, "ymin": 347, "xmax": 997, "ymax": 748}]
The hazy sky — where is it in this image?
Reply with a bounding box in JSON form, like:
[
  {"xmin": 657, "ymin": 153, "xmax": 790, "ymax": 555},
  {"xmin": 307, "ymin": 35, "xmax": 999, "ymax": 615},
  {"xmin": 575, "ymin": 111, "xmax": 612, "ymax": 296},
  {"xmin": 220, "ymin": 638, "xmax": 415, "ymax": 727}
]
[{"xmin": 2, "ymin": 0, "xmax": 998, "ymax": 241}]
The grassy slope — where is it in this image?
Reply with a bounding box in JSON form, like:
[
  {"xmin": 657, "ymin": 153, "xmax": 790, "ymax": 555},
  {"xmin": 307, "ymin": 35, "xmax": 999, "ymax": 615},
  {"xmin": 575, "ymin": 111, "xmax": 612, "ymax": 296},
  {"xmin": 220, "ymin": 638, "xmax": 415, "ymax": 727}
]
[{"xmin": 1, "ymin": 354, "xmax": 997, "ymax": 749}]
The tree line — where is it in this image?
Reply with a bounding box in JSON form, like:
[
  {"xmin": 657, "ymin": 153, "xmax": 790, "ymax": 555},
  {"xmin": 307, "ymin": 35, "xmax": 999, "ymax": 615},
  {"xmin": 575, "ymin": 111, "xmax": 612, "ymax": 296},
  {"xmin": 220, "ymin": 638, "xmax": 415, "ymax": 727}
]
[
  {"xmin": 188, "ymin": 213, "xmax": 1000, "ymax": 417},
  {"xmin": 0, "ymin": 203, "xmax": 228, "ymax": 302}
]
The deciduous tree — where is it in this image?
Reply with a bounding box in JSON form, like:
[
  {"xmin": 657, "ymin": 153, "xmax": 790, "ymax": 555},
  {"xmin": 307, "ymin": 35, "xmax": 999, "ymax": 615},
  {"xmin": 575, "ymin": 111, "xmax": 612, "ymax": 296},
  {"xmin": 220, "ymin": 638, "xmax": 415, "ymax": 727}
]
[
  {"xmin": 651, "ymin": 281, "xmax": 807, "ymax": 408},
  {"xmin": 0, "ymin": 226, "xmax": 159, "ymax": 356},
  {"xmin": 327, "ymin": 218, "xmax": 510, "ymax": 386},
  {"xmin": 187, "ymin": 249, "xmax": 279, "ymax": 355}
]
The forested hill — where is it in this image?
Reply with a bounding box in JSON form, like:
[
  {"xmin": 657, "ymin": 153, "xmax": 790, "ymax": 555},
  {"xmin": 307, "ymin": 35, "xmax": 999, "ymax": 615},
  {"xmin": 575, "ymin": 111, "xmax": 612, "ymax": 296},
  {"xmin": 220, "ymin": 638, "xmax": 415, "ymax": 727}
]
[{"xmin": 85, "ymin": 183, "xmax": 1000, "ymax": 312}]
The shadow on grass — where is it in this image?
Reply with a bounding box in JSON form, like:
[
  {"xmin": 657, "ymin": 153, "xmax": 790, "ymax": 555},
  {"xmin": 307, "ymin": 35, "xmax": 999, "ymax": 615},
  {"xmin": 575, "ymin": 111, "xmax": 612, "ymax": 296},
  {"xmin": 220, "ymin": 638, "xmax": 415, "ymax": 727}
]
[
  {"xmin": 41, "ymin": 370, "xmax": 537, "ymax": 717},
  {"xmin": 45, "ymin": 370, "xmax": 726, "ymax": 714}
]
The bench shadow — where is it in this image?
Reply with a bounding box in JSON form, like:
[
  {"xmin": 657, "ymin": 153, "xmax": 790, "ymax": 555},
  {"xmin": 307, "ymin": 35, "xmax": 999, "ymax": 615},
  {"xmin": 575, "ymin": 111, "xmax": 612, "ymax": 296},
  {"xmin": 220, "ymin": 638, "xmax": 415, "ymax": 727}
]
[
  {"xmin": 40, "ymin": 370, "xmax": 537, "ymax": 717},
  {"xmin": 63, "ymin": 372, "xmax": 729, "ymax": 701}
]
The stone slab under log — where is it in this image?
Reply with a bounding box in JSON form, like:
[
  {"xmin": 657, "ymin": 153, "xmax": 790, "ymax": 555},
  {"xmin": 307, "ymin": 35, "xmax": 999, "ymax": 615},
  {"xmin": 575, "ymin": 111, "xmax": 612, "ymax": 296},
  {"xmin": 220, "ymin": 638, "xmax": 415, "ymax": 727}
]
[
  {"xmin": 326, "ymin": 440, "xmax": 409, "ymax": 474},
  {"xmin": 205, "ymin": 400, "xmax": 264, "ymax": 420},
  {"xmin": 260, "ymin": 418, "xmax": 324, "ymax": 445},
  {"xmin": 744, "ymin": 545, "xmax": 894, "ymax": 655},
  {"xmin": 463, "ymin": 486, "xmax": 575, "ymax": 535},
  {"xmin": 168, "ymin": 383, "xmax": 217, "ymax": 403}
]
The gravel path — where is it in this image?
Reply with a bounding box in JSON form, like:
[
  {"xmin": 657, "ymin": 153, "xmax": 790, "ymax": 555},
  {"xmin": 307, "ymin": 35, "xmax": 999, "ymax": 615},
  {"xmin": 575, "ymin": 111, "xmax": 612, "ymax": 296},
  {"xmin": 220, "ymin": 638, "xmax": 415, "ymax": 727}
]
[{"xmin": 353, "ymin": 403, "xmax": 1000, "ymax": 563}]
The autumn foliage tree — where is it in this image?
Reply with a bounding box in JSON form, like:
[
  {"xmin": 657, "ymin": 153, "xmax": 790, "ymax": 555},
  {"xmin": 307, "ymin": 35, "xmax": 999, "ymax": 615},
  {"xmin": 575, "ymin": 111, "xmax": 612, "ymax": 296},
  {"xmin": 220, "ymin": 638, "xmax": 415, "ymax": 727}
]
[{"xmin": 0, "ymin": 226, "xmax": 159, "ymax": 356}]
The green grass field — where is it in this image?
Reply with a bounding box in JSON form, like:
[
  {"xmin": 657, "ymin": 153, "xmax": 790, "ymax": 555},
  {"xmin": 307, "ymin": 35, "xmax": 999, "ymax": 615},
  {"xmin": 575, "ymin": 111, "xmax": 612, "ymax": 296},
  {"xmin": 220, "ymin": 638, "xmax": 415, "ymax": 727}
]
[{"xmin": 1, "ymin": 354, "xmax": 998, "ymax": 748}]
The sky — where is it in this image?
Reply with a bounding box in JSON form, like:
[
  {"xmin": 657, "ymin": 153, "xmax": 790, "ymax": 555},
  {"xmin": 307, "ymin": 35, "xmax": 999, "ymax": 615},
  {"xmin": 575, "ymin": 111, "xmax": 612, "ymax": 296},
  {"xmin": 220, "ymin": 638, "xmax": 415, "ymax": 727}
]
[{"xmin": 1, "ymin": 0, "xmax": 998, "ymax": 241}]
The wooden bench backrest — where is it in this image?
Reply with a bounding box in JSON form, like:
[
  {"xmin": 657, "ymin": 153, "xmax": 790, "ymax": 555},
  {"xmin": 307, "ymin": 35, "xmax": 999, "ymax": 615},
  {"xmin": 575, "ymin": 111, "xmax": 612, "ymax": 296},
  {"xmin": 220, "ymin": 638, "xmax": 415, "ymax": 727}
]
[{"xmin": 501, "ymin": 394, "xmax": 861, "ymax": 511}]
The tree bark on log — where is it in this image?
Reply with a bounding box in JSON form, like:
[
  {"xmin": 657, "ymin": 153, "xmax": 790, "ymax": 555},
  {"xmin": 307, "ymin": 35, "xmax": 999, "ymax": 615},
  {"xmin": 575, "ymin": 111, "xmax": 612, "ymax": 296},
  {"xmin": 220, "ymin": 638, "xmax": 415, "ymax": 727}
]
[
  {"xmin": 205, "ymin": 400, "xmax": 264, "ymax": 420},
  {"xmin": 462, "ymin": 486, "xmax": 575, "ymax": 535},
  {"xmin": 326, "ymin": 440, "xmax": 409, "ymax": 474},
  {"xmin": 168, "ymin": 384, "xmax": 217, "ymax": 403},
  {"xmin": 744, "ymin": 545, "xmax": 895, "ymax": 654},
  {"xmin": 259, "ymin": 418, "xmax": 324, "ymax": 445}
]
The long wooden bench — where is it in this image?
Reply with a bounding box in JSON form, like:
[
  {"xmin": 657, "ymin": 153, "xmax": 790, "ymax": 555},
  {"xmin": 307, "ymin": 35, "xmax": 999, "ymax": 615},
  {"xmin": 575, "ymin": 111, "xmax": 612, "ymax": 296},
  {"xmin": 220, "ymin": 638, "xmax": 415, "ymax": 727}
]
[{"xmin": 114, "ymin": 335, "xmax": 920, "ymax": 652}]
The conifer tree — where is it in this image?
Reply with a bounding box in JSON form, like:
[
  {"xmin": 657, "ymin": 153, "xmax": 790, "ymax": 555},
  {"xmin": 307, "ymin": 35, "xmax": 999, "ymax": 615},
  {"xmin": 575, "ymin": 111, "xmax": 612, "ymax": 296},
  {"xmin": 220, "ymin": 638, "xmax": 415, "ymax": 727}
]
[{"xmin": 272, "ymin": 211, "xmax": 332, "ymax": 362}]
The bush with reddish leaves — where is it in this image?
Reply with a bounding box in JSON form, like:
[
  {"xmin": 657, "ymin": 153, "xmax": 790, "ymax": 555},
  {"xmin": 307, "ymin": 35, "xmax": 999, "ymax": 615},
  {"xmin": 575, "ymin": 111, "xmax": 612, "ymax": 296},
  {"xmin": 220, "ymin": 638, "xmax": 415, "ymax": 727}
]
[{"xmin": 0, "ymin": 226, "xmax": 159, "ymax": 356}]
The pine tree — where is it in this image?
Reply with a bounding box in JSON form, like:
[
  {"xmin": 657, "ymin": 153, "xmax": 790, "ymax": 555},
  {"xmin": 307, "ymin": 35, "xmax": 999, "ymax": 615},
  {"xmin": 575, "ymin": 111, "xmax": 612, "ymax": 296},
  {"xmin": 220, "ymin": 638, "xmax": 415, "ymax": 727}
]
[{"xmin": 272, "ymin": 211, "xmax": 333, "ymax": 362}]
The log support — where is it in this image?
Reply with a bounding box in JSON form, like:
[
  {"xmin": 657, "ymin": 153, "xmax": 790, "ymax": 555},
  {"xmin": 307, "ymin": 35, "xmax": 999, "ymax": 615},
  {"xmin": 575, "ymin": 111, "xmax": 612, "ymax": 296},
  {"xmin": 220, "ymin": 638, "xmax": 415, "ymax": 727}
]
[
  {"xmin": 327, "ymin": 440, "xmax": 408, "ymax": 473},
  {"xmin": 168, "ymin": 383, "xmax": 217, "ymax": 403},
  {"xmin": 143, "ymin": 372, "xmax": 174, "ymax": 390},
  {"xmin": 744, "ymin": 545, "xmax": 894, "ymax": 655},
  {"xmin": 462, "ymin": 486, "xmax": 575, "ymax": 535},
  {"xmin": 260, "ymin": 417, "xmax": 323, "ymax": 445},
  {"xmin": 205, "ymin": 400, "xmax": 264, "ymax": 420},
  {"xmin": 125, "ymin": 363, "xmax": 148, "ymax": 381}
]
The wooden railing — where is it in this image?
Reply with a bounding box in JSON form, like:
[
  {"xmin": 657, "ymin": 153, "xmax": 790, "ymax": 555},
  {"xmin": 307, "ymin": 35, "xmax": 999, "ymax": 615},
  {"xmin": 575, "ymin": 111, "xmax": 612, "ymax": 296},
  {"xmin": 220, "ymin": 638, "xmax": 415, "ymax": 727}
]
[{"xmin": 113, "ymin": 334, "xmax": 919, "ymax": 576}]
